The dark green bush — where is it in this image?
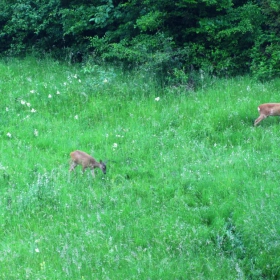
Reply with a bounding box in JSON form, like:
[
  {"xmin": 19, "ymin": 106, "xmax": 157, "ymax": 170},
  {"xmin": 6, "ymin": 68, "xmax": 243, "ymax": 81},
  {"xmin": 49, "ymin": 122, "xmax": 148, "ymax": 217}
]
[{"xmin": 0, "ymin": 0, "xmax": 279, "ymax": 80}]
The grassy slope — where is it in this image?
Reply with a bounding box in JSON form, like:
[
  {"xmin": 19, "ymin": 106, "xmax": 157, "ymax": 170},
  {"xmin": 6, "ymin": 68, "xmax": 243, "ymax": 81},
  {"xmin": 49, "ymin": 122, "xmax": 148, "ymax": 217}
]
[{"xmin": 0, "ymin": 57, "xmax": 280, "ymax": 279}]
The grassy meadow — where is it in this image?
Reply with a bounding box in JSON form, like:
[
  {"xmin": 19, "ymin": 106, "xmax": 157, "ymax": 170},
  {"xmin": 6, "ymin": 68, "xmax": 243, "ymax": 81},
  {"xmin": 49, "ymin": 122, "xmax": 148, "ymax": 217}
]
[{"xmin": 0, "ymin": 57, "xmax": 280, "ymax": 279}]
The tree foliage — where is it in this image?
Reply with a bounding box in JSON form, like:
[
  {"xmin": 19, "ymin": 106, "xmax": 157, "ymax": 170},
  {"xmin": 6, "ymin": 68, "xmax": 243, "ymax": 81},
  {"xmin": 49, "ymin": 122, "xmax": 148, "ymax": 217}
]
[{"xmin": 0, "ymin": 0, "xmax": 279, "ymax": 80}]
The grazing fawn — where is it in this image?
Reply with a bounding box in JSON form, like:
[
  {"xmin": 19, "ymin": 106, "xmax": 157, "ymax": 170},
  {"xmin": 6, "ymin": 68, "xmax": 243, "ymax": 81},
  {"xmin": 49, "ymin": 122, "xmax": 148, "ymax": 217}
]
[
  {"xmin": 69, "ymin": 150, "xmax": 106, "ymax": 177},
  {"xmin": 254, "ymin": 103, "xmax": 280, "ymax": 126}
]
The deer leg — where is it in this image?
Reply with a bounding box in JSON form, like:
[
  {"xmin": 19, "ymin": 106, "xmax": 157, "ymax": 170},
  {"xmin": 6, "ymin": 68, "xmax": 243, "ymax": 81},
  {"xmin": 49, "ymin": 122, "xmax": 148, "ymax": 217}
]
[
  {"xmin": 254, "ymin": 114, "xmax": 266, "ymax": 126},
  {"xmin": 69, "ymin": 162, "xmax": 77, "ymax": 172},
  {"xmin": 82, "ymin": 165, "xmax": 86, "ymax": 174},
  {"xmin": 91, "ymin": 169, "xmax": 95, "ymax": 178}
]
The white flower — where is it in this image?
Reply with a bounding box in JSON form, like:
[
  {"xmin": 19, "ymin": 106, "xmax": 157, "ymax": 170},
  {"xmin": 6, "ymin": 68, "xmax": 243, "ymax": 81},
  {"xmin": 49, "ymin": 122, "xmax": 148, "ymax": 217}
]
[
  {"xmin": 56, "ymin": 90, "xmax": 60, "ymax": 95},
  {"xmin": 21, "ymin": 100, "xmax": 26, "ymax": 105},
  {"xmin": 35, "ymin": 248, "xmax": 40, "ymax": 253},
  {"xmin": 74, "ymin": 115, "xmax": 78, "ymax": 120},
  {"xmin": 155, "ymin": 97, "xmax": 160, "ymax": 101},
  {"xmin": 73, "ymin": 74, "xmax": 77, "ymax": 79},
  {"xmin": 113, "ymin": 143, "xmax": 118, "ymax": 148},
  {"xmin": 26, "ymin": 102, "xmax": 31, "ymax": 107},
  {"xmin": 6, "ymin": 132, "xmax": 11, "ymax": 138},
  {"xmin": 30, "ymin": 90, "xmax": 35, "ymax": 93},
  {"xmin": 34, "ymin": 129, "xmax": 38, "ymax": 137},
  {"xmin": 31, "ymin": 108, "xmax": 36, "ymax": 113},
  {"xmin": 78, "ymin": 79, "xmax": 81, "ymax": 83},
  {"xmin": 48, "ymin": 94, "xmax": 52, "ymax": 98},
  {"xmin": 6, "ymin": 107, "xmax": 9, "ymax": 112},
  {"xmin": 64, "ymin": 82, "xmax": 67, "ymax": 86},
  {"xmin": 103, "ymin": 78, "xmax": 108, "ymax": 83}
]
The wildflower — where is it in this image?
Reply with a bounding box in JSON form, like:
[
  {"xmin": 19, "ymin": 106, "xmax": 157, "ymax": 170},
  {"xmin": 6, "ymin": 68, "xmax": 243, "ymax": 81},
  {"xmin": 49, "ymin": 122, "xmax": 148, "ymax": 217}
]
[
  {"xmin": 31, "ymin": 108, "xmax": 36, "ymax": 113},
  {"xmin": 103, "ymin": 78, "xmax": 108, "ymax": 83},
  {"xmin": 34, "ymin": 129, "xmax": 38, "ymax": 137},
  {"xmin": 40, "ymin": 261, "xmax": 45, "ymax": 270},
  {"xmin": 35, "ymin": 248, "xmax": 40, "ymax": 253},
  {"xmin": 6, "ymin": 132, "xmax": 11, "ymax": 138},
  {"xmin": 113, "ymin": 143, "xmax": 118, "ymax": 148},
  {"xmin": 6, "ymin": 107, "xmax": 8, "ymax": 112},
  {"xmin": 26, "ymin": 102, "xmax": 31, "ymax": 107},
  {"xmin": 56, "ymin": 90, "xmax": 60, "ymax": 95},
  {"xmin": 73, "ymin": 74, "xmax": 77, "ymax": 79},
  {"xmin": 74, "ymin": 115, "xmax": 78, "ymax": 120},
  {"xmin": 155, "ymin": 97, "xmax": 160, "ymax": 101},
  {"xmin": 79, "ymin": 79, "xmax": 81, "ymax": 83},
  {"xmin": 63, "ymin": 82, "xmax": 67, "ymax": 86},
  {"xmin": 48, "ymin": 94, "xmax": 52, "ymax": 98},
  {"xmin": 30, "ymin": 90, "xmax": 35, "ymax": 93},
  {"xmin": 21, "ymin": 100, "xmax": 26, "ymax": 105}
]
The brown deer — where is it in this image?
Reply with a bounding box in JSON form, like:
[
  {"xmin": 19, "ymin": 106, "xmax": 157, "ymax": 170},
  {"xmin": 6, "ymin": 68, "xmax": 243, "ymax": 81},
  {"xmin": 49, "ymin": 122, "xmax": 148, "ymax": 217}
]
[
  {"xmin": 69, "ymin": 150, "xmax": 106, "ymax": 177},
  {"xmin": 254, "ymin": 103, "xmax": 280, "ymax": 126}
]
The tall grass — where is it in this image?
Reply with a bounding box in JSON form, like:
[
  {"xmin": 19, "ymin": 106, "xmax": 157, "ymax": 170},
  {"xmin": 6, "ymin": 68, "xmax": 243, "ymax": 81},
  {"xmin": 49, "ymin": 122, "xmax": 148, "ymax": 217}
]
[{"xmin": 0, "ymin": 57, "xmax": 280, "ymax": 279}]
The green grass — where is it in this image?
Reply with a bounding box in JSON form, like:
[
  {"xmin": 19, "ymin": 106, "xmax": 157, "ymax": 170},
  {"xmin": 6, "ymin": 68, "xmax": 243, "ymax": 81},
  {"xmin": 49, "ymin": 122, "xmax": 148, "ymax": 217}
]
[{"xmin": 0, "ymin": 57, "xmax": 280, "ymax": 279}]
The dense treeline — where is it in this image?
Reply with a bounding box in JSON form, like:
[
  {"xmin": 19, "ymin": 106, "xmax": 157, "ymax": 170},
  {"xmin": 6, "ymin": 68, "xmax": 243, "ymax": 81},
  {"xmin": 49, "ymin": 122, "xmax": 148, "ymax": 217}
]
[{"xmin": 0, "ymin": 0, "xmax": 279, "ymax": 80}]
